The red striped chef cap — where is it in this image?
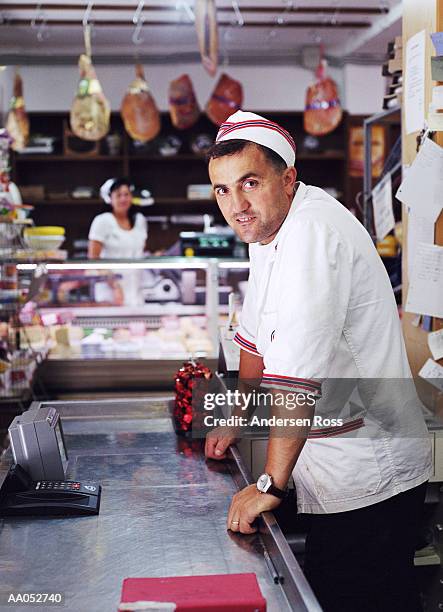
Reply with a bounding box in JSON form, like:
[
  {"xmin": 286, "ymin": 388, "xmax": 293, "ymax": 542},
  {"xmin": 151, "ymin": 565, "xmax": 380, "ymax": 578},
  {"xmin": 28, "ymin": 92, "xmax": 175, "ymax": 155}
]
[{"xmin": 215, "ymin": 110, "xmax": 296, "ymax": 167}]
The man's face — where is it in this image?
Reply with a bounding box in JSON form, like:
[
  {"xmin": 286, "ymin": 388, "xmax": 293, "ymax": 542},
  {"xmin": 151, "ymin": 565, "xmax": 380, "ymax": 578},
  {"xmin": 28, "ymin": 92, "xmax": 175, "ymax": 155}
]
[{"xmin": 208, "ymin": 143, "xmax": 296, "ymax": 244}]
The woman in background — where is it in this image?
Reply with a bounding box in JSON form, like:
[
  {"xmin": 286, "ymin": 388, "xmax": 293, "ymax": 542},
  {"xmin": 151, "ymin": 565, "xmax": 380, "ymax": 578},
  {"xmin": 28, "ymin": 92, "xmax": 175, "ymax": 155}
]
[
  {"xmin": 88, "ymin": 177, "xmax": 147, "ymax": 259},
  {"xmin": 88, "ymin": 178, "xmax": 148, "ymax": 305}
]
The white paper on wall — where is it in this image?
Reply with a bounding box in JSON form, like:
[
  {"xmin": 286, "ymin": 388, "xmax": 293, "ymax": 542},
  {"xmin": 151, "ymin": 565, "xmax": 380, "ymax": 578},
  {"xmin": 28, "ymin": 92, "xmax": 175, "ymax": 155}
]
[
  {"xmin": 428, "ymin": 329, "xmax": 443, "ymax": 361},
  {"xmin": 372, "ymin": 174, "xmax": 395, "ymax": 242},
  {"xmin": 396, "ymin": 138, "xmax": 443, "ymax": 223},
  {"xmin": 407, "ymin": 214, "xmax": 435, "ymax": 277},
  {"xmin": 405, "ymin": 243, "xmax": 443, "ymax": 318},
  {"xmin": 419, "ymin": 358, "xmax": 443, "ymax": 392},
  {"xmin": 428, "ymin": 112, "xmax": 443, "ymax": 131},
  {"xmin": 405, "ymin": 29, "xmax": 426, "ymax": 135}
]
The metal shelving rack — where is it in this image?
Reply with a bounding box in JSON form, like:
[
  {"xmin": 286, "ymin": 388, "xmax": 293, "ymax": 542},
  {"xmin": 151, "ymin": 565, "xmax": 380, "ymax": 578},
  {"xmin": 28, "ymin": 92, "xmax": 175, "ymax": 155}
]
[
  {"xmin": 363, "ymin": 106, "xmax": 402, "ymax": 301},
  {"xmin": 363, "ymin": 105, "xmax": 402, "ymax": 237},
  {"xmin": 0, "ymin": 208, "xmax": 49, "ymax": 421}
]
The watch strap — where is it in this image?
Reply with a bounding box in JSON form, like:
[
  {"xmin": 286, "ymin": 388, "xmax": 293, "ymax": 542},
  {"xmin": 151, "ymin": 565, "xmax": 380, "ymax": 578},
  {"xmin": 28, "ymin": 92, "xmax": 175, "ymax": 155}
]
[{"xmin": 266, "ymin": 483, "xmax": 287, "ymax": 499}]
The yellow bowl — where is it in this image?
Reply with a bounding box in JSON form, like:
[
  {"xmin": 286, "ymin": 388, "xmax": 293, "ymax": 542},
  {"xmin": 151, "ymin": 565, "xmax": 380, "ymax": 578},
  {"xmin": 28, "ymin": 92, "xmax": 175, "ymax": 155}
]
[{"xmin": 24, "ymin": 226, "xmax": 66, "ymax": 236}]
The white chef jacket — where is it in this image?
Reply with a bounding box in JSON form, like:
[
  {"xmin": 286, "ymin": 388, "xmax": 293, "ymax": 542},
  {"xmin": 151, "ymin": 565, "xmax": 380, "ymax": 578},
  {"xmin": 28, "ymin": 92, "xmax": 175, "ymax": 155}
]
[
  {"xmin": 88, "ymin": 212, "xmax": 148, "ymax": 306},
  {"xmin": 234, "ymin": 182, "xmax": 432, "ymax": 514}
]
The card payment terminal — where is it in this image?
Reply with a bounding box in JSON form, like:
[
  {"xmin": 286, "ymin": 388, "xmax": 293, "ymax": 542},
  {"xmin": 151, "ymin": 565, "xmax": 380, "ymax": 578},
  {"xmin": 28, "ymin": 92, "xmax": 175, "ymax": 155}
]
[
  {"xmin": 0, "ymin": 405, "xmax": 101, "ymax": 517},
  {"xmin": 0, "ymin": 463, "xmax": 101, "ymax": 517}
]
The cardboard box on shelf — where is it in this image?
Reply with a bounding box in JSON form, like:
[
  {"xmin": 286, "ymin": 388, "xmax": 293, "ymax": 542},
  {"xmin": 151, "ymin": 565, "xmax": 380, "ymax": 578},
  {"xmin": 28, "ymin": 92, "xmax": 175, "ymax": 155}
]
[{"xmin": 17, "ymin": 185, "xmax": 45, "ymax": 201}]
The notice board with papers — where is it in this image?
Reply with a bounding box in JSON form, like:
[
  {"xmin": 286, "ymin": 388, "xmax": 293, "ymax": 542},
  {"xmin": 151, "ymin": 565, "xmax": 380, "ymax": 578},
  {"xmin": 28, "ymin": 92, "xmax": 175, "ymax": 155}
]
[{"xmin": 402, "ymin": 0, "xmax": 443, "ymax": 412}]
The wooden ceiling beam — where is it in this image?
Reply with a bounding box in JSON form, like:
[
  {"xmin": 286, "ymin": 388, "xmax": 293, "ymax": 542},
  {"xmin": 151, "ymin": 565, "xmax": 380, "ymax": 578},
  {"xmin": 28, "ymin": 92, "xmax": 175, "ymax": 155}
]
[
  {"xmin": 0, "ymin": 3, "xmax": 389, "ymax": 15},
  {"xmin": 0, "ymin": 18, "xmax": 370, "ymax": 28}
]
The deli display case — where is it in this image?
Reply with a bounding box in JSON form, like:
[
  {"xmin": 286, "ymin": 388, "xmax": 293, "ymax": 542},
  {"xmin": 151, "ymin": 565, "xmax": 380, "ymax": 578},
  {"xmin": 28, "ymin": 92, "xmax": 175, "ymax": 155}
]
[{"xmin": 16, "ymin": 258, "xmax": 250, "ymax": 393}]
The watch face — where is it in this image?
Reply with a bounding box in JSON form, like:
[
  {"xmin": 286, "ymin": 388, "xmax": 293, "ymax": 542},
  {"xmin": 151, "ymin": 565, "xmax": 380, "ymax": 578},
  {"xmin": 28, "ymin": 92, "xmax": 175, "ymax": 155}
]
[{"xmin": 257, "ymin": 473, "xmax": 271, "ymax": 493}]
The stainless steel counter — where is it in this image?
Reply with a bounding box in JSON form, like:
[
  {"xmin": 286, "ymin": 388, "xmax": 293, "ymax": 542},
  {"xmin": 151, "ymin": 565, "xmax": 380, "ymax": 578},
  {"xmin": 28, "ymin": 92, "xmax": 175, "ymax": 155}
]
[
  {"xmin": 37, "ymin": 357, "xmax": 218, "ymax": 392},
  {"xmin": 0, "ymin": 398, "xmax": 320, "ymax": 612}
]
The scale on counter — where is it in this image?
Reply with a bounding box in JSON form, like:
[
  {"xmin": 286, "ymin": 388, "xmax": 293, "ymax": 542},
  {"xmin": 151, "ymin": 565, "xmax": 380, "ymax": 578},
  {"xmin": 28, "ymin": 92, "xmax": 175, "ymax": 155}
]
[
  {"xmin": 0, "ymin": 405, "xmax": 101, "ymax": 517},
  {"xmin": 180, "ymin": 231, "xmax": 241, "ymax": 257}
]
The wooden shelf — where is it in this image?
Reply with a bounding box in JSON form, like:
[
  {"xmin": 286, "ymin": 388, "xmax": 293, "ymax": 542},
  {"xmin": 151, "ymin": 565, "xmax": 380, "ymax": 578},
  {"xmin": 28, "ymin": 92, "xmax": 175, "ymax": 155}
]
[
  {"xmin": 155, "ymin": 198, "xmax": 215, "ymax": 206},
  {"xmin": 24, "ymin": 197, "xmax": 216, "ymax": 207},
  {"xmin": 129, "ymin": 154, "xmax": 207, "ymax": 161},
  {"xmin": 128, "ymin": 152, "xmax": 342, "ymax": 162},
  {"xmin": 15, "ymin": 155, "xmax": 124, "ymax": 161},
  {"xmin": 132, "ymin": 152, "xmax": 346, "ymax": 161},
  {"xmin": 297, "ymin": 151, "xmax": 345, "ymax": 160},
  {"xmin": 15, "ymin": 154, "xmax": 205, "ymax": 162},
  {"xmin": 15, "ymin": 154, "xmax": 205, "ymax": 163},
  {"xmin": 27, "ymin": 198, "xmax": 103, "ymax": 205},
  {"xmin": 15, "ymin": 152, "xmax": 346, "ymax": 163}
]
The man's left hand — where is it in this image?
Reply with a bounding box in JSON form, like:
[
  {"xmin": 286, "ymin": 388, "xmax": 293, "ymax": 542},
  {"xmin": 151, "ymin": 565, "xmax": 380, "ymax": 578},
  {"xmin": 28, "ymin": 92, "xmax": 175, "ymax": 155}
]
[{"xmin": 227, "ymin": 484, "xmax": 282, "ymax": 534}]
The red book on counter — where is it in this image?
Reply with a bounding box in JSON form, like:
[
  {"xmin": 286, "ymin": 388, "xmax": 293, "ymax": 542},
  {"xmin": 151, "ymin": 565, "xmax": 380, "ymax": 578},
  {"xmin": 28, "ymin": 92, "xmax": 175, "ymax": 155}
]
[{"xmin": 119, "ymin": 573, "xmax": 267, "ymax": 611}]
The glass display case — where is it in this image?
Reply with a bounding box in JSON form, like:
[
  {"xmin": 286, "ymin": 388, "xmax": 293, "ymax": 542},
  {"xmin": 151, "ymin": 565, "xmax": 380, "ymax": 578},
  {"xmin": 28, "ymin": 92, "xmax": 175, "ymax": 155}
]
[{"xmin": 16, "ymin": 258, "xmax": 250, "ymax": 392}]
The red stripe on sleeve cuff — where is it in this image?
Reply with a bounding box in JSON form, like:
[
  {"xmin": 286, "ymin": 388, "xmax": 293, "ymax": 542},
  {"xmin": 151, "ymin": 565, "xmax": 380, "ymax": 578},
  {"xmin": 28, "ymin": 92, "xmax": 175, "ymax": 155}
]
[
  {"xmin": 261, "ymin": 373, "xmax": 322, "ymax": 396},
  {"xmin": 233, "ymin": 332, "xmax": 261, "ymax": 356},
  {"xmin": 308, "ymin": 417, "xmax": 364, "ymax": 438}
]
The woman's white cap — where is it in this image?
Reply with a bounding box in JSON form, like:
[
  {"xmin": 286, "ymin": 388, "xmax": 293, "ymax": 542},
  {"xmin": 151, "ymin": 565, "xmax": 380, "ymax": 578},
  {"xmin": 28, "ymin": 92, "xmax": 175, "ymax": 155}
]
[
  {"xmin": 215, "ymin": 110, "xmax": 296, "ymax": 167},
  {"xmin": 100, "ymin": 178, "xmax": 117, "ymax": 204}
]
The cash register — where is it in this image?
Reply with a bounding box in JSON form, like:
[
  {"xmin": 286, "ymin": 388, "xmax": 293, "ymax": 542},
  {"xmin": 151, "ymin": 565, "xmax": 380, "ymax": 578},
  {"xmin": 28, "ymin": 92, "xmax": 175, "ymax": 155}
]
[{"xmin": 0, "ymin": 404, "xmax": 101, "ymax": 516}]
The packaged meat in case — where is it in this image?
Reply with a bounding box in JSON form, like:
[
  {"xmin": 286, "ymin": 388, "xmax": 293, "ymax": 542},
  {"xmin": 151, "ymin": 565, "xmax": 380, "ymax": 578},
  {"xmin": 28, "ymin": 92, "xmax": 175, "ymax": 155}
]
[
  {"xmin": 206, "ymin": 73, "xmax": 243, "ymax": 126},
  {"xmin": 70, "ymin": 54, "xmax": 110, "ymax": 141},
  {"xmin": 169, "ymin": 74, "xmax": 200, "ymax": 130},
  {"xmin": 6, "ymin": 73, "xmax": 30, "ymax": 152},
  {"xmin": 121, "ymin": 64, "xmax": 161, "ymax": 142},
  {"xmin": 304, "ymin": 58, "xmax": 342, "ymax": 137}
]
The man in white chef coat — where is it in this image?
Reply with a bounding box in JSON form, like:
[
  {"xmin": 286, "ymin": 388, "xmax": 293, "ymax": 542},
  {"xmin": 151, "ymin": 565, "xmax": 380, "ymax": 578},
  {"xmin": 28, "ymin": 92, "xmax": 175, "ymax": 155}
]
[{"xmin": 204, "ymin": 110, "xmax": 432, "ymax": 612}]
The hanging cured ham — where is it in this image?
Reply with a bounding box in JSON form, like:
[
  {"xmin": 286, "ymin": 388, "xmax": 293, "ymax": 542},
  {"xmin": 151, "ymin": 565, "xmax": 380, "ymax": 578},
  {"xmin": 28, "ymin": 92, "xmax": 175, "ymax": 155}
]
[
  {"xmin": 304, "ymin": 59, "xmax": 342, "ymax": 136},
  {"xmin": 121, "ymin": 64, "xmax": 161, "ymax": 142},
  {"xmin": 70, "ymin": 54, "xmax": 110, "ymax": 141},
  {"xmin": 195, "ymin": 0, "xmax": 218, "ymax": 76},
  {"xmin": 169, "ymin": 74, "xmax": 200, "ymax": 130},
  {"xmin": 6, "ymin": 73, "xmax": 30, "ymax": 152},
  {"xmin": 206, "ymin": 74, "xmax": 243, "ymax": 126}
]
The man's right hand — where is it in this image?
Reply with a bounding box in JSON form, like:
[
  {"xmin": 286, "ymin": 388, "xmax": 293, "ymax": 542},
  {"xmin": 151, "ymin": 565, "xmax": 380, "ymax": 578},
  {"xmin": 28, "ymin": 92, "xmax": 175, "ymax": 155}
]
[
  {"xmin": 205, "ymin": 350, "xmax": 264, "ymax": 461},
  {"xmin": 205, "ymin": 427, "xmax": 239, "ymax": 460}
]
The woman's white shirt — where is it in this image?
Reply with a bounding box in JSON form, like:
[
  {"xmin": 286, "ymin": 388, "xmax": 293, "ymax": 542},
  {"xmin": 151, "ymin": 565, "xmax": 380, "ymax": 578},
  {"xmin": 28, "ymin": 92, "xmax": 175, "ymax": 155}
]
[
  {"xmin": 88, "ymin": 212, "xmax": 147, "ymax": 258},
  {"xmin": 88, "ymin": 212, "xmax": 147, "ymax": 305}
]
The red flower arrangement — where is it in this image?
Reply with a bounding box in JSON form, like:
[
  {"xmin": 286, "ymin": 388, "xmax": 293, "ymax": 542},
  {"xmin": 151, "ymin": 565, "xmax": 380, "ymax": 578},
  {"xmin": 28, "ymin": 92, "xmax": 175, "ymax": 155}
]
[{"xmin": 173, "ymin": 360, "xmax": 212, "ymax": 434}]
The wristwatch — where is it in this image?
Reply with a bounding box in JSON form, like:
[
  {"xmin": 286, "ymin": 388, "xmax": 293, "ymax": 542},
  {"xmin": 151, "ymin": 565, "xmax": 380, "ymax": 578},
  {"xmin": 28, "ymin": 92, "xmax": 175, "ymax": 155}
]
[{"xmin": 256, "ymin": 473, "xmax": 287, "ymax": 499}]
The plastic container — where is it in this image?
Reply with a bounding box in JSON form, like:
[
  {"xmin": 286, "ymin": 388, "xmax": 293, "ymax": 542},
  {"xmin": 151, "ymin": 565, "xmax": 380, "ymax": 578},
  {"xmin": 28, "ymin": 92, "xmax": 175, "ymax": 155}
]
[{"xmin": 24, "ymin": 234, "xmax": 65, "ymax": 250}]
